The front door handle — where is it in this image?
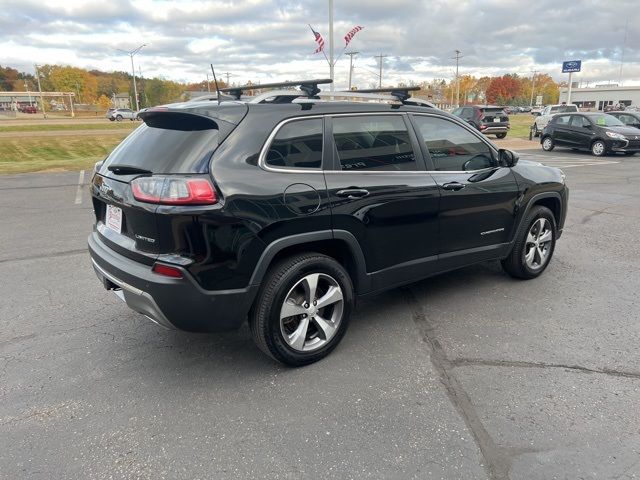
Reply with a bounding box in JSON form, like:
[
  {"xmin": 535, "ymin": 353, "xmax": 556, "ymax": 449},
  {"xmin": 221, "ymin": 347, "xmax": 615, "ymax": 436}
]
[
  {"xmin": 442, "ymin": 182, "xmax": 466, "ymax": 191},
  {"xmin": 336, "ymin": 188, "xmax": 370, "ymax": 199}
]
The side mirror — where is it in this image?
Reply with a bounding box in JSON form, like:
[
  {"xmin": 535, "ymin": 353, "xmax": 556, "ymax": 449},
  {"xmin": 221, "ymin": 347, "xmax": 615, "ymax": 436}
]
[{"xmin": 499, "ymin": 149, "xmax": 519, "ymax": 167}]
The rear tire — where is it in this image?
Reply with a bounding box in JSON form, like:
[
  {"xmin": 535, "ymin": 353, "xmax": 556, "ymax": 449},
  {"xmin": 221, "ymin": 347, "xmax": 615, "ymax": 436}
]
[
  {"xmin": 542, "ymin": 136, "xmax": 555, "ymax": 151},
  {"xmin": 591, "ymin": 140, "xmax": 607, "ymax": 156},
  {"xmin": 116, "ymin": 115, "xmax": 123, "ymax": 122},
  {"xmin": 496, "ymin": 132, "xmax": 507, "ymax": 139},
  {"xmin": 502, "ymin": 206, "xmax": 556, "ymax": 280},
  {"xmin": 249, "ymin": 253, "xmax": 354, "ymax": 367},
  {"xmin": 533, "ymin": 124, "xmax": 541, "ymax": 137}
]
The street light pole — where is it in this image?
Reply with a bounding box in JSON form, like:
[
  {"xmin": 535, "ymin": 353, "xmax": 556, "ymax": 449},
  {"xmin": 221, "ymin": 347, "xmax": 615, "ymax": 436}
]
[
  {"xmin": 329, "ymin": 0, "xmax": 334, "ymax": 91},
  {"xmin": 453, "ymin": 50, "xmax": 463, "ymax": 107},
  {"xmin": 117, "ymin": 44, "xmax": 146, "ymax": 111},
  {"xmin": 34, "ymin": 64, "xmax": 47, "ymax": 119},
  {"xmin": 345, "ymin": 52, "xmax": 359, "ymax": 90},
  {"xmin": 529, "ymin": 70, "xmax": 538, "ymax": 107},
  {"xmin": 375, "ymin": 54, "xmax": 389, "ymax": 88}
]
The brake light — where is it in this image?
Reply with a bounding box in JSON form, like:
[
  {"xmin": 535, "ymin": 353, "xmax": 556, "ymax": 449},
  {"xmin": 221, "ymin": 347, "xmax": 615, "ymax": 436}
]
[
  {"xmin": 131, "ymin": 176, "xmax": 217, "ymax": 205},
  {"xmin": 152, "ymin": 263, "xmax": 183, "ymax": 278},
  {"xmin": 480, "ymin": 124, "xmax": 488, "ymax": 130}
]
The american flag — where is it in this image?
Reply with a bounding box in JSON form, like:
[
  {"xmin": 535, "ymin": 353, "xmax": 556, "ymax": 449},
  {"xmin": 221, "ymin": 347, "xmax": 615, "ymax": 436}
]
[
  {"xmin": 344, "ymin": 25, "xmax": 363, "ymax": 46},
  {"xmin": 310, "ymin": 26, "xmax": 325, "ymax": 54}
]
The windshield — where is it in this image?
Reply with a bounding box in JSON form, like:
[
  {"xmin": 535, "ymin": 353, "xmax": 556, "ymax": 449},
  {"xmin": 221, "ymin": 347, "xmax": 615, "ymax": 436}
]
[
  {"xmin": 102, "ymin": 124, "xmax": 219, "ymax": 174},
  {"xmin": 591, "ymin": 115, "xmax": 624, "ymax": 127}
]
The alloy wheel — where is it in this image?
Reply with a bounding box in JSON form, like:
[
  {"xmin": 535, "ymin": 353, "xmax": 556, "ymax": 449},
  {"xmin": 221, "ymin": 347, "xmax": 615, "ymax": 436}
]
[
  {"xmin": 592, "ymin": 141, "xmax": 605, "ymax": 156},
  {"xmin": 542, "ymin": 138, "xmax": 553, "ymax": 150},
  {"xmin": 524, "ymin": 218, "xmax": 553, "ymax": 270},
  {"xmin": 279, "ymin": 273, "xmax": 344, "ymax": 352}
]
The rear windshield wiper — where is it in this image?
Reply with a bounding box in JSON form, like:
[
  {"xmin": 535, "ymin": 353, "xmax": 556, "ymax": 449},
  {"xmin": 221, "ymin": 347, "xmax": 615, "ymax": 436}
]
[{"xmin": 107, "ymin": 164, "xmax": 152, "ymax": 175}]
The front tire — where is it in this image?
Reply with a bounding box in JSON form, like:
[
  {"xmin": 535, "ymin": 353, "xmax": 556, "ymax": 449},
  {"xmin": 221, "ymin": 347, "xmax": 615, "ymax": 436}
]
[
  {"xmin": 249, "ymin": 253, "xmax": 354, "ymax": 366},
  {"xmin": 496, "ymin": 132, "xmax": 507, "ymax": 139},
  {"xmin": 591, "ymin": 140, "xmax": 607, "ymax": 156},
  {"xmin": 542, "ymin": 136, "xmax": 555, "ymax": 151},
  {"xmin": 502, "ymin": 206, "xmax": 556, "ymax": 279},
  {"xmin": 116, "ymin": 115, "xmax": 123, "ymax": 122}
]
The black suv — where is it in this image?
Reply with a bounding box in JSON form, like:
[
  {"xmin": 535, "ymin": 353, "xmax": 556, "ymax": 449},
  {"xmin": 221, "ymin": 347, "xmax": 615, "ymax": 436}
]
[
  {"xmin": 88, "ymin": 80, "xmax": 568, "ymax": 366},
  {"xmin": 541, "ymin": 112, "xmax": 640, "ymax": 156},
  {"xmin": 451, "ymin": 105, "xmax": 510, "ymax": 138}
]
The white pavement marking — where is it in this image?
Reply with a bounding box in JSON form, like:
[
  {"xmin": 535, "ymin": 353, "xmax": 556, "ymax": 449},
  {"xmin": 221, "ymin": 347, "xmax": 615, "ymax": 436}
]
[
  {"xmin": 519, "ymin": 154, "xmax": 619, "ymax": 169},
  {"xmin": 74, "ymin": 170, "xmax": 85, "ymax": 204}
]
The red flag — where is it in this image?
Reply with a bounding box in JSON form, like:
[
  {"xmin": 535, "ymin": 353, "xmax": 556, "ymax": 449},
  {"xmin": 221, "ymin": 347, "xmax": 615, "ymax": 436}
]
[
  {"xmin": 309, "ymin": 25, "xmax": 325, "ymax": 54},
  {"xmin": 344, "ymin": 26, "xmax": 363, "ymax": 46}
]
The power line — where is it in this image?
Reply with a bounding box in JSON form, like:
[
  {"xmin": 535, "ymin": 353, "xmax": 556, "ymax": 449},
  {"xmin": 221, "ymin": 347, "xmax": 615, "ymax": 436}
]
[{"xmin": 374, "ymin": 54, "xmax": 389, "ymax": 89}]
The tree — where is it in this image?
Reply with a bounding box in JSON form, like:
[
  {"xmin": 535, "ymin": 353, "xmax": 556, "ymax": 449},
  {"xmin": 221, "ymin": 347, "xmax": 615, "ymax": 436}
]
[
  {"xmin": 47, "ymin": 66, "xmax": 98, "ymax": 103},
  {"xmin": 97, "ymin": 94, "xmax": 112, "ymax": 111},
  {"xmin": 486, "ymin": 75, "xmax": 522, "ymax": 104}
]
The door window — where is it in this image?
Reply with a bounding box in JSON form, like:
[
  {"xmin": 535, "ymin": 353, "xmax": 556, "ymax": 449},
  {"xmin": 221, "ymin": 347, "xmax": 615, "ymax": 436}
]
[
  {"xmin": 332, "ymin": 115, "xmax": 418, "ymax": 171},
  {"xmin": 554, "ymin": 115, "xmax": 571, "ymax": 126},
  {"xmin": 265, "ymin": 118, "xmax": 323, "ymax": 169},
  {"xmin": 413, "ymin": 116, "xmax": 495, "ymax": 172},
  {"xmin": 569, "ymin": 116, "xmax": 590, "ymax": 128}
]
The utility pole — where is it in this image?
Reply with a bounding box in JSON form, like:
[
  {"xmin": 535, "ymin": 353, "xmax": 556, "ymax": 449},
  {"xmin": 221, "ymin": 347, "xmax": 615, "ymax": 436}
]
[
  {"xmin": 375, "ymin": 54, "xmax": 389, "ymax": 88},
  {"xmin": 117, "ymin": 44, "xmax": 146, "ymax": 111},
  {"xmin": 345, "ymin": 52, "xmax": 359, "ymax": 90},
  {"xmin": 619, "ymin": 17, "xmax": 629, "ymax": 85},
  {"xmin": 206, "ymin": 73, "xmax": 211, "ymax": 93},
  {"xmin": 34, "ymin": 64, "xmax": 47, "ymax": 119},
  {"xmin": 24, "ymin": 79, "xmax": 32, "ymax": 105},
  {"xmin": 529, "ymin": 70, "xmax": 538, "ymax": 107},
  {"xmin": 452, "ymin": 50, "xmax": 463, "ymax": 107},
  {"xmin": 222, "ymin": 72, "xmax": 232, "ymax": 87},
  {"xmin": 329, "ymin": 0, "xmax": 334, "ymax": 91}
]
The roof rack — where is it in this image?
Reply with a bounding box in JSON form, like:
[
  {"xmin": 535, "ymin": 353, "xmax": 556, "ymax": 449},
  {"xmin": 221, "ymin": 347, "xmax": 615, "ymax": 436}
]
[
  {"xmin": 342, "ymin": 86, "xmax": 421, "ymax": 102},
  {"xmin": 220, "ymin": 78, "xmax": 333, "ymax": 100}
]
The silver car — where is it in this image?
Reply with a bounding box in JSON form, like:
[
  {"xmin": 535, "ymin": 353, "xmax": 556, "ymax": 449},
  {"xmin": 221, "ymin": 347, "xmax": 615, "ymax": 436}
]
[{"xmin": 107, "ymin": 108, "xmax": 138, "ymax": 121}]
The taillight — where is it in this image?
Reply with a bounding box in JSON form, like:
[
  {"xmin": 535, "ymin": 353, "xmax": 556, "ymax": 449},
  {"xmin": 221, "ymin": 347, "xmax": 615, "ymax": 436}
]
[
  {"xmin": 131, "ymin": 176, "xmax": 217, "ymax": 205},
  {"xmin": 152, "ymin": 263, "xmax": 183, "ymax": 278},
  {"xmin": 480, "ymin": 124, "xmax": 488, "ymax": 130}
]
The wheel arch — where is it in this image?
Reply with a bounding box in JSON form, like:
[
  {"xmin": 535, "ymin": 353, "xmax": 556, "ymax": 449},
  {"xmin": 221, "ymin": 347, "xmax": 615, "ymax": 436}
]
[
  {"xmin": 511, "ymin": 192, "xmax": 563, "ymax": 244},
  {"xmin": 249, "ymin": 230, "xmax": 370, "ymax": 294}
]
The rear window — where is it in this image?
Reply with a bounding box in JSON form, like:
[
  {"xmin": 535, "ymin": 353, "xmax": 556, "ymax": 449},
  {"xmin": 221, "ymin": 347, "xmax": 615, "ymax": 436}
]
[
  {"xmin": 481, "ymin": 108, "xmax": 505, "ymax": 115},
  {"xmin": 550, "ymin": 105, "xmax": 578, "ymax": 113},
  {"xmin": 102, "ymin": 123, "xmax": 219, "ymax": 174}
]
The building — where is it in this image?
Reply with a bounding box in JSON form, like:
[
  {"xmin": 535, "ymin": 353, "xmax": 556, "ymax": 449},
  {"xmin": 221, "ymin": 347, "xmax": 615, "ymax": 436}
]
[
  {"xmin": 113, "ymin": 93, "xmax": 131, "ymax": 109},
  {"xmin": 0, "ymin": 91, "xmax": 75, "ymax": 110},
  {"xmin": 559, "ymin": 85, "xmax": 640, "ymax": 111}
]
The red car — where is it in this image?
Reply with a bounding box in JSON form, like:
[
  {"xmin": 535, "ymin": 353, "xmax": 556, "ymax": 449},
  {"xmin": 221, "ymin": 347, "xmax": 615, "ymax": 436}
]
[{"xmin": 19, "ymin": 105, "xmax": 37, "ymax": 114}]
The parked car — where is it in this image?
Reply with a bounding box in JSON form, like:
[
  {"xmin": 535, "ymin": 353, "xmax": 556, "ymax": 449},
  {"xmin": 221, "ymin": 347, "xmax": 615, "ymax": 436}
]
[
  {"xmin": 88, "ymin": 80, "xmax": 568, "ymax": 366},
  {"xmin": 521, "ymin": 106, "xmax": 532, "ymax": 113},
  {"xmin": 532, "ymin": 104, "xmax": 579, "ymax": 136},
  {"xmin": 607, "ymin": 111, "xmax": 640, "ymax": 129},
  {"xmin": 451, "ymin": 105, "xmax": 510, "ymax": 138},
  {"xmin": 19, "ymin": 105, "xmax": 37, "ymax": 114},
  {"xmin": 107, "ymin": 108, "xmax": 138, "ymax": 121},
  {"xmin": 541, "ymin": 112, "xmax": 640, "ymax": 156}
]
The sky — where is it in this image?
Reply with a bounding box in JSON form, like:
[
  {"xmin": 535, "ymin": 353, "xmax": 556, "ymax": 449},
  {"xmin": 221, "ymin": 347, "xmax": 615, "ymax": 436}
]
[{"xmin": 1, "ymin": 0, "xmax": 639, "ymax": 89}]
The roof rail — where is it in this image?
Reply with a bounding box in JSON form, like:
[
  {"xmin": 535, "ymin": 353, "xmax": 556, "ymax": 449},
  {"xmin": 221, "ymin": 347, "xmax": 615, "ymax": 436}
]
[
  {"xmin": 343, "ymin": 86, "xmax": 421, "ymax": 102},
  {"xmin": 221, "ymin": 78, "xmax": 333, "ymax": 100}
]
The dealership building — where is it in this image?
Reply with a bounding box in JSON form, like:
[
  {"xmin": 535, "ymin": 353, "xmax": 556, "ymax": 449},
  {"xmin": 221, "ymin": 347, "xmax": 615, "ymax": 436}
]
[{"xmin": 559, "ymin": 85, "xmax": 640, "ymax": 111}]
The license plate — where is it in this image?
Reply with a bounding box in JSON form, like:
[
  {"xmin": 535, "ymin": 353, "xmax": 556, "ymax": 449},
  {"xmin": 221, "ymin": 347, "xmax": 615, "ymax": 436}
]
[
  {"xmin": 105, "ymin": 204, "xmax": 122, "ymax": 234},
  {"xmin": 494, "ymin": 118, "xmax": 500, "ymax": 123}
]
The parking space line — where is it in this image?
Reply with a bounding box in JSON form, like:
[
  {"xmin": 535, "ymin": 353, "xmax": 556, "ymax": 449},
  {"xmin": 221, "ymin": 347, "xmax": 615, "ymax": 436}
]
[{"xmin": 74, "ymin": 170, "xmax": 85, "ymax": 205}]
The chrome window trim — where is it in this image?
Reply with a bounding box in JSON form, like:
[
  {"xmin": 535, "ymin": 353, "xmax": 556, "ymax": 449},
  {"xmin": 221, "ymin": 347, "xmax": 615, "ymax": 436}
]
[
  {"xmin": 409, "ymin": 112, "xmax": 502, "ymax": 174},
  {"xmin": 258, "ymin": 115, "xmax": 326, "ymax": 174}
]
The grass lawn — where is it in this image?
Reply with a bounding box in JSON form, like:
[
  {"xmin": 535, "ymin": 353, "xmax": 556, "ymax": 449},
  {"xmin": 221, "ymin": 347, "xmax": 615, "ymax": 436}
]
[
  {"xmin": 0, "ymin": 122, "xmax": 138, "ymax": 133},
  {"xmin": 0, "ymin": 133, "xmax": 128, "ymax": 174},
  {"xmin": 508, "ymin": 113, "xmax": 536, "ymax": 138}
]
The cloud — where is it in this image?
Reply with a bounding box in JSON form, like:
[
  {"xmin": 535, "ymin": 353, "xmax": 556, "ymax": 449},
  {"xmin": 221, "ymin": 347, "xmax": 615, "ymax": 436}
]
[{"xmin": 1, "ymin": 0, "xmax": 638, "ymax": 88}]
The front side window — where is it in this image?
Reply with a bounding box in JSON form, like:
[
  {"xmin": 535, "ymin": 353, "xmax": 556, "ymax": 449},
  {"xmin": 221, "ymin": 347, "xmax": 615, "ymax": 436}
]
[
  {"xmin": 413, "ymin": 116, "xmax": 495, "ymax": 171},
  {"xmin": 266, "ymin": 118, "xmax": 323, "ymax": 169},
  {"xmin": 332, "ymin": 115, "xmax": 418, "ymax": 171},
  {"xmin": 554, "ymin": 115, "xmax": 571, "ymax": 126}
]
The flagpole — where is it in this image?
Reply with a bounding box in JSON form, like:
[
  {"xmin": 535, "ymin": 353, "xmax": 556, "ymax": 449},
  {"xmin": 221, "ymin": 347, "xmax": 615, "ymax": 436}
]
[{"xmin": 329, "ymin": 0, "xmax": 334, "ymax": 91}]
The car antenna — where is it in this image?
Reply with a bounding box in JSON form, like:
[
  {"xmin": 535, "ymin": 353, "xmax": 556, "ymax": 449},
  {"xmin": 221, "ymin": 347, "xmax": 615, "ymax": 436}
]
[{"xmin": 210, "ymin": 64, "xmax": 222, "ymax": 105}]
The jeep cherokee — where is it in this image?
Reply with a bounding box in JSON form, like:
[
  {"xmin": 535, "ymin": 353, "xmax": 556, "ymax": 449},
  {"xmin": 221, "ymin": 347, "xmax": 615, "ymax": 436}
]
[{"xmin": 88, "ymin": 80, "xmax": 569, "ymax": 366}]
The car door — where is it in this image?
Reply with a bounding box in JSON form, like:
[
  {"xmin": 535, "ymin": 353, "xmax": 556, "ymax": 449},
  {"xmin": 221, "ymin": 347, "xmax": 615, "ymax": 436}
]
[
  {"xmin": 409, "ymin": 114, "xmax": 520, "ymax": 269},
  {"xmin": 324, "ymin": 113, "xmax": 441, "ymax": 290},
  {"xmin": 568, "ymin": 115, "xmax": 596, "ymax": 148},
  {"xmin": 551, "ymin": 115, "xmax": 573, "ymax": 145}
]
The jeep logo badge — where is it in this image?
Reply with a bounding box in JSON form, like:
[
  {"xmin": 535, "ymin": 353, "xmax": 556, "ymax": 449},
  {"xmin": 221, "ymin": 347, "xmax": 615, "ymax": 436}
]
[{"xmin": 99, "ymin": 184, "xmax": 110, "ymax": 195}]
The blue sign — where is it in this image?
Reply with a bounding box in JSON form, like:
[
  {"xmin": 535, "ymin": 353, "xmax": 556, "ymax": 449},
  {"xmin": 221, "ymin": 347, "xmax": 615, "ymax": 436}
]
[{"xmin": 562, "ymin": 60, "xmax": 581, "ymax": 73}]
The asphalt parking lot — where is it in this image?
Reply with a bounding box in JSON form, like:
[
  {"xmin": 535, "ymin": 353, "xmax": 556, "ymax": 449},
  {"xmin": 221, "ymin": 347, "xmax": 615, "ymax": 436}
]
[{"xmin": 1, "ymin": 148, "xmax": 639, "ymax": 480}]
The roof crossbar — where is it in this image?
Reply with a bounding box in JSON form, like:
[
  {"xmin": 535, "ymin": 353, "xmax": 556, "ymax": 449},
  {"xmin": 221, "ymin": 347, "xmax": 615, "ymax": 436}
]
[
  {"xmin": 343, "ymin": 86, "xmax": 421, "ymax": 102},
  {"xmin": 221, "ymin": 78, "xmax": 333, "ymax": 100}
]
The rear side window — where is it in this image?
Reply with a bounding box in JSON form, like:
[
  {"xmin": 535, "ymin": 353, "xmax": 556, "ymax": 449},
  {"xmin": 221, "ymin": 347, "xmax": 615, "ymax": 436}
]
[
  {"xmin": 102, "ymin": 123, "xmax": 219, "ymax": 174},
  {"xmin": 554, "ymin": 115, "xmax": 571, "ymax": 125},
  {"xmin": 332, "ymin": 115, "xmax": 418, "ymax": 171},
  {"xmin": 265, "ymin": 118, "xmax": 323, "ymax": 169},
  {"xmin": 570, "ymin": 116, "xmax": 590, "ymax": 128}
]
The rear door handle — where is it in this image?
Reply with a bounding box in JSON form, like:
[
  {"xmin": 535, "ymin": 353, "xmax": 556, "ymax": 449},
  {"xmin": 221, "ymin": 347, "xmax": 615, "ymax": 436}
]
[
  {"xmin": 336, "ymin": 188, "xmax": 370, "ymax": 199},
  {"xmin": 442, "ymin": 182, "xmax": 466, "ymax": 191}
]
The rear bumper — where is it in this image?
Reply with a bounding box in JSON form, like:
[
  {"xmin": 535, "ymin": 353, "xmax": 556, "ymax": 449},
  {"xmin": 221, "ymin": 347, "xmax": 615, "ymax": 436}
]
[
  {"xmin": 480, "ymin": 125, "xmax": 509, "ymax": 134},
  {"xmin": 88, "ymin": 231, "xmax": 258, "ymax": 332}
]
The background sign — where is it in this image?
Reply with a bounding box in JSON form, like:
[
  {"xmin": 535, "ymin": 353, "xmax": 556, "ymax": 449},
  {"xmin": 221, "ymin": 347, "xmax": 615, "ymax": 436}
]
[
  {"xmin": 536, "ymin": 95, "xmax": 543, "ymax": 106},
  {"xmin": 562, "ymin": 60, "xmax": 582, "ymax": 73}
]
